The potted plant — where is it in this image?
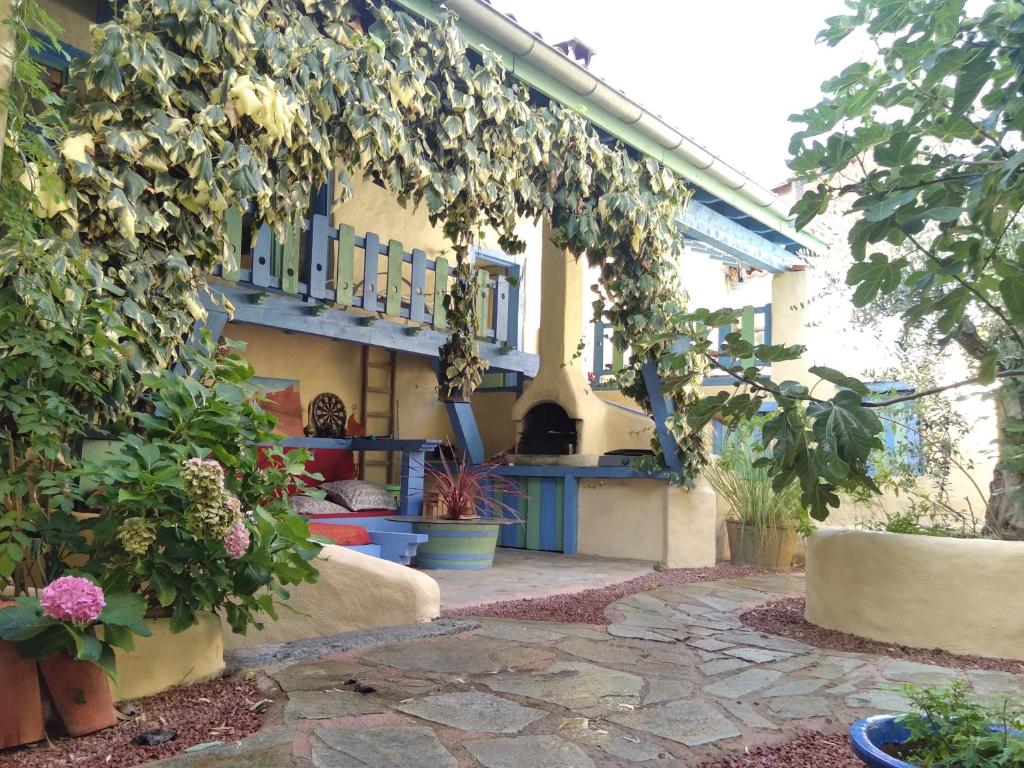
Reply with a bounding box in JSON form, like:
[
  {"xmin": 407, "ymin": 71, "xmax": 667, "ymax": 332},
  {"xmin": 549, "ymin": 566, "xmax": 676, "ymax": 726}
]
[
  {"xmin": 0, "ymin": 575, "xmax": 150, "ymax": 738},
  {"xmin": 705, "ymin": 421, "xmax": 808, "ymax": 569},
  {"xmin": 412, "ymin": 452, "xmax": 521, "ymax": 570},
  {"xmin": 850, "ymin": 682, "xmax": 1024, "ymax": 767}
]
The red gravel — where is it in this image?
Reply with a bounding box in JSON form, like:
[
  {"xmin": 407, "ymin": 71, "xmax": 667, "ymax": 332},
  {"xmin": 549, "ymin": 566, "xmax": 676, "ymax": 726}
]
[
  {"xmin": 741, "ymin": 597, "xmax": 1024, "ymax": 675},
  {"xmin": 442, "ymin": 563, "xmax": 777, "ymax": 624},
  {"xmin": 0, "ymin": 677, "xmax": 266, "ymax": 768},
  {"xmin": 697, "ymin": 730, "xmax": 861, "ymax": 768}
]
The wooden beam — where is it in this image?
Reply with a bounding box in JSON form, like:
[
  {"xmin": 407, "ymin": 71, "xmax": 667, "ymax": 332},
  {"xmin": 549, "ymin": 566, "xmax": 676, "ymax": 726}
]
[
  {"xmin": 681, "ymin": 201, "xmax": 803, "ymax": 275},
  {"xmin": 641, "ymin": 361, "xmax": 683, "ymax": 473},
  {"xmin": 444, "ymin": 401, "xmax": 485, "ymax": 464},
  {"xmin": 207, "ymin": 283, "xmax": 540, "ymax": 376}
]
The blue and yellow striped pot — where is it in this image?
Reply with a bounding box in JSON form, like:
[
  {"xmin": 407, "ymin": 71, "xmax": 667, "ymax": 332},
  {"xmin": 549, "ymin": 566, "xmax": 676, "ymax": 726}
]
[{"xmin": 412, "ymin": 521, "xmax": 501, "ymax": 570}]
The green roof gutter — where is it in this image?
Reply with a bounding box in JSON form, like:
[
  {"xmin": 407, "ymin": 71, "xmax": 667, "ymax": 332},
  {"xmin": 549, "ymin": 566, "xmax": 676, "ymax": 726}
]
[{"xmin": 390, "ymin": 0, "xmax": 827, "ymax": 254}]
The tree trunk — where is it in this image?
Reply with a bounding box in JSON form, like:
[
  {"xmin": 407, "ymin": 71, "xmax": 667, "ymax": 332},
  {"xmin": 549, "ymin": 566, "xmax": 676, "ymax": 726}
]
[{"xmin": 984, "ymin": 382, "xmax": 1024, "ymax": 539}]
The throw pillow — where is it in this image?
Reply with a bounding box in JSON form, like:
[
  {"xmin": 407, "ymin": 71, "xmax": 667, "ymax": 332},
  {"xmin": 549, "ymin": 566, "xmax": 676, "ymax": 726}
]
[
  {"xmin": 321, "ymin": 480, "xmax": 398, "ymax": 511},
  {"xmin": 290, "ymin": 495, "xmax": 352, "ymax": 518}
]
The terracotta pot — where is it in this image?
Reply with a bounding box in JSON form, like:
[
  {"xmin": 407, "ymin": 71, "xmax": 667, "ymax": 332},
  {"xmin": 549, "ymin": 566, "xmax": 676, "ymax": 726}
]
[
  {"xmin": 39, "ymin": 651, "xmax": 117, "ymax": 737},
  {"xmin": 0, "ymin": 602, "xmax": 45, "ymax": 750},
  {"xmin": 726, "ymin": 520, "xmax": 799, "ymax": 569}
]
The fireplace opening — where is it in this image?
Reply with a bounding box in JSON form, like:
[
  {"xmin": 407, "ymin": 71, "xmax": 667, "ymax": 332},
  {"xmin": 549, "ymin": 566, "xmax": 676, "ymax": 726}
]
[{"xmin": 518, "ymin": 403, "xmax": 578, "ymax": 455}]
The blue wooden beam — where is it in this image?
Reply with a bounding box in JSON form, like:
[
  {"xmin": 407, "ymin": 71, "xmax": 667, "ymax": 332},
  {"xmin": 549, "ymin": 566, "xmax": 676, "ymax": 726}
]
[
  {"xmin": 641, "ymin": 361, "xmax": 683, "ymax": 473},
  {"xmin": 561, "ymin": 476, "xmax": 579, "ymax": 555},
  {"xmin": 681, "ymin": 201, "xmax": 804, "ymax": 275},
  {"xmin": 206, "ymin": 283, "xmax": 540, "ymax": 376},
  {"xmin": 444, "ymin": 401, "xmax": 485, "ymax": 464}
]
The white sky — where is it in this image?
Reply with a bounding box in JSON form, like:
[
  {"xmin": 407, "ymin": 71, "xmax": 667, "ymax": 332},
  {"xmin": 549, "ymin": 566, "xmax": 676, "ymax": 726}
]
[{"xmin": 499, "ymin": 0, "xmax": 856, "ymax": 189}]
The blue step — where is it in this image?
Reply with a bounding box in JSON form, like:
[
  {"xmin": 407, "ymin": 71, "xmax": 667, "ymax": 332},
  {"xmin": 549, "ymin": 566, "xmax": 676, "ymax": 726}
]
[{"xmin": 312, "ymin": 517, "xmax": 427, "ymax": 565}]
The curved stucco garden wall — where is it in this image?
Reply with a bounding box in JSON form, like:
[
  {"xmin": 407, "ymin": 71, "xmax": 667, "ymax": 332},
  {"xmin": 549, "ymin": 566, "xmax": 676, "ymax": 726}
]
[
  {"xmin": 805, "ymin": 528, "xmax": 1024, "ymax": 661},
  {"xmin": 223, "ymin": 545, "xmax": 440, "ymax": 650}
]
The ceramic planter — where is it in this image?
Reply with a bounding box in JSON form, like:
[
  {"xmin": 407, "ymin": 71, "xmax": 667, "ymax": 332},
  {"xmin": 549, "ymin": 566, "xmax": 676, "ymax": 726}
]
[
  {"xmin": 39, "ymin": 652, "xmax": 117, "ymax": 737},
  {"xmin": 849, "ymin": 714, "xmax": 1024, "ymax": 768},
  {"xmin": 725, "ymin": 520, "xmax": 799, "ymax": 569},
  {"xmin": 0, "ymin": 602, "xmax": 45, "ymax": 750},
  {"xmin": 412, "ymin": 520, "xmax": 501, "ymax": 570}
]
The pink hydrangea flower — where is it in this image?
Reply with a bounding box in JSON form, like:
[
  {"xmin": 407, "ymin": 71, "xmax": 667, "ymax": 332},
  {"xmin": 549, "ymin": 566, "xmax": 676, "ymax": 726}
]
[
  {"xmin": 40, "ymin": 576, "xmax": 105, "ymax": 624},
  {"xmin": 223, "ymin": 519, "xmax": 251, "ymax": 559}
]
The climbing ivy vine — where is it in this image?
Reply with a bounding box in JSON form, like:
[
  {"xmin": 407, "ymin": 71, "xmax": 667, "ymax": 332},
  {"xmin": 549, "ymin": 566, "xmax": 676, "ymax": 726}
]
[{"xmin": 2, "ymin": 0, "xmax": 706, "ymax": 480}]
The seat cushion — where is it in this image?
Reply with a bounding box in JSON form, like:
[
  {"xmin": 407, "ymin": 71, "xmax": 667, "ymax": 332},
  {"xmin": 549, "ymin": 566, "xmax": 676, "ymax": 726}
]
[
  {"xmin": 322, "ymin": 480, "xmax": 398, "ymax": 512},
  {"xmin": 308, "ymin": 522, "xmax": 372, "ymax": 547},
  {"xmin": 291, "ymin": 495, "xmax": 351, "ymax": 518}
]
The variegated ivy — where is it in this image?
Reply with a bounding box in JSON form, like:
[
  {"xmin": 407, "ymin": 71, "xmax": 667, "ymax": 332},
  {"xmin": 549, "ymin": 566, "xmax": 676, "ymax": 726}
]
[{"xmin": 5, "ymin": 0, "xmax": 707, "ymax": 478}]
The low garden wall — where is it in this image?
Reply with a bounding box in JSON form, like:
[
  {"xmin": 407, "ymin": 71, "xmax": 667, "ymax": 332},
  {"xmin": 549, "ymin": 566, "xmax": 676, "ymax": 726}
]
[
  {"xmin": 108, "ymin": 612, "xmax": 224, "ymax": 702},
  {"xmin": 223, "ymin": 545, "xmax": 441, "ymax": 650},
  {"xmin": 805, "ymin": 528, "xmax": 1024, "ymax": 661}
]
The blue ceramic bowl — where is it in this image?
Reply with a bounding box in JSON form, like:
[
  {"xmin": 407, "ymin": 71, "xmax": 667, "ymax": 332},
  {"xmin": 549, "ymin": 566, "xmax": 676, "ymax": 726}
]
[
  {"xmin": 850, "ymin": 714, "xmax": 1024, "ymax": 768},
  {"xmin": 849, "ymin": 715, "xmax": 916, "ymax": 768}
]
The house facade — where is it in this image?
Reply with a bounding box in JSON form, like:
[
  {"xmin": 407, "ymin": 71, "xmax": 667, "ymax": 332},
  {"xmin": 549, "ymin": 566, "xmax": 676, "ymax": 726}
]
[{"xmin": 34, "ymin": 0, "xmax": 827, "ymax": 565}]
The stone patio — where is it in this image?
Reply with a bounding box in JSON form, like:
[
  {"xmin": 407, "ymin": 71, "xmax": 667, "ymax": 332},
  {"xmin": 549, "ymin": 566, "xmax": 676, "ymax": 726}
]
[
  {"xmin": 429, "ymin": 550, "xmax": 654, "ymax": 610},
  {"xmin": 154, "ymin": 572, "xmax": 1024, "ymax": 767}
]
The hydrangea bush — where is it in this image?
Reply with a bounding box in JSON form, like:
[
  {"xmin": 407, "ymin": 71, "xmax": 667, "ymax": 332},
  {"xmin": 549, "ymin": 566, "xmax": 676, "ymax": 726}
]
[
  {"xmin": 0, "ymin": 576, "xmax": 150, "ymax": 678},
  {"xmin": 80, "ymin": 335, "xmax": 320, "ymax": 635}
]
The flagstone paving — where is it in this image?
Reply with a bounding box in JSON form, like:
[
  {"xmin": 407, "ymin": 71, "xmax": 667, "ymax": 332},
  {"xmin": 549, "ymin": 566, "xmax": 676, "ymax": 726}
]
[{"xmin": 156, "ymin": 572, "xmax": 1024, "ymax": 767}]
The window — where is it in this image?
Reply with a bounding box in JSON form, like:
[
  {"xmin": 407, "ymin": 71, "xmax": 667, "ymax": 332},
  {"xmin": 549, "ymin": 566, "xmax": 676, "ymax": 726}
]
[{"xmin": 867, "ymin": 381, "xmax": 923, "ymax": 476}]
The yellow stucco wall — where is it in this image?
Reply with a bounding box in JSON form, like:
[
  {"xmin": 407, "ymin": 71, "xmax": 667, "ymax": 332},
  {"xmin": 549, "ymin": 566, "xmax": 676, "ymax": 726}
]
[
  {"xmin": 578, "ymin": 477, "xmax": 716, "ymax": 567},
  {"xmin": 224, "ymin": 545, "xmax": 440, "ymax": 649},
  {"xmin": 806, "ymin": 528, "xmax": 1024, "ymax": 661},
  {"xmin": 39, "ymin": 0, "xmax": 96, "ymax": 52},
  {"xmin": 108, "ymin": 613, "xmax": 224, "ymax": 702}
]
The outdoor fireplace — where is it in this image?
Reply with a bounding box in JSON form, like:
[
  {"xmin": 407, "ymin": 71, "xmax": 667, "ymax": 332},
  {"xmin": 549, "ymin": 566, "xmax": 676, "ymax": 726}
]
[
  {"xmin": 518, "ymin": 403, "xmax": 579, "ymax": 455},
  {"xmin": 508, "ymin": 224, "xmax": 654, "ymax": 464}
]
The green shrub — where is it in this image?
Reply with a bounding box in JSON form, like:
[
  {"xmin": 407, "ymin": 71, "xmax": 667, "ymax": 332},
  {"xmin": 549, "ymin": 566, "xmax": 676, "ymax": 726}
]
[
  {"xmin": 705, "ymin": 420, "xmax": 807, "ymax": 532},
  {"xmin": 898, "ymin": 682, "xmax": 1024, "ymax": 767},
  {"xmin": 80, "ymin": 335, "xmax": 322, "ymax": 635}
]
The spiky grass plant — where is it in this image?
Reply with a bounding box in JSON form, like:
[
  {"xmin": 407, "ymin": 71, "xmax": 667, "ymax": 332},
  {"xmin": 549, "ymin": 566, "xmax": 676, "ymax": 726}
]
[
  {"xmin": 425, "ymin": 451, "xmax": 523, "ymax": 521},
  {"xmin": 705, "ymin": 422, "xmax": 805, "ymax": 531}
]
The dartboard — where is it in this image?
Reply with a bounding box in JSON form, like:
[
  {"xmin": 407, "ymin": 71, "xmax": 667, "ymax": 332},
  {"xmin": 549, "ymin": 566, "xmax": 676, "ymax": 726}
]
[{"xmin": 309, "ymin": 392, "xmax": 347, "ymax": 438}]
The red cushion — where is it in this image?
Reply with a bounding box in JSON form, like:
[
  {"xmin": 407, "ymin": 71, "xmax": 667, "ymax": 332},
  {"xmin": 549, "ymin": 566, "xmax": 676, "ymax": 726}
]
[
  {"xmin": 308, "ymin": 522, "xmax": 372, "ymax": 546},
  {"xmin": 257, "ymin": 447, "xmax": 358, "ymax": 496}
]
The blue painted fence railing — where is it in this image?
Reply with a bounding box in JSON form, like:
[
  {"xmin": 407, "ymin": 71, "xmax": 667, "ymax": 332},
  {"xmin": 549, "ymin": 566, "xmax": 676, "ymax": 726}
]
[
  {"xmin": 592, "ymin": 303, "xmax": 772, "ymax": 389},
  {"xmin": 216, "ymin": 210, "xmax": 521, "ymax": 349}
]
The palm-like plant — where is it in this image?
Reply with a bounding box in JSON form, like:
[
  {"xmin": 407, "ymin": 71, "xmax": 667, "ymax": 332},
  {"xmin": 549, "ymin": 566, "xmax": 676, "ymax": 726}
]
[
  {"xmin": 425, "ymin": 452, "xmax": 522, "ymax": 521},
  {"xmin": 705, "ymin": 422, "xmax": 805, "ymax": 531}
]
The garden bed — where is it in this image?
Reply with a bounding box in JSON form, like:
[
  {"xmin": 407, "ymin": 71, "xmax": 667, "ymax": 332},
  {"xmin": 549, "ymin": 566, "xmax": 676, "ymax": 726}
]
[
  {"xmin": 696, "ymin": 730, "xmax": 861, "ymax": 767},
  {"xmin": 0, "ymin": 677, "xmax": 265, "ymax": 768},
  {"xmin": 742, "ymin": 597, "xmax": 1024, "ymax": 675},
  {"xmin": 441, "ymin": 563, "xmax": 775, "ymax": 624}
]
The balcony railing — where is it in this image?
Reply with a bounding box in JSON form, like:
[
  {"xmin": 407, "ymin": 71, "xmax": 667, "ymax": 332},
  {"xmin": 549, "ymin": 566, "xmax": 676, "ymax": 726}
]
[
  {"xmin": 218, "ymin": 210, "xmax": 521, "ymax": 349},
  {"xmin": 591, "ymin": 303, "xmax": 772, "ymax": 389}
]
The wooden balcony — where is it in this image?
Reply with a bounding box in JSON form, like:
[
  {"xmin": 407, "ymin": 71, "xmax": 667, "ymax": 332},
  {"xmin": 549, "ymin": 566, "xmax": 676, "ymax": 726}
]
[{"xmin": 205, "ymin": 212, "xmax": 539, "ymax": 376}]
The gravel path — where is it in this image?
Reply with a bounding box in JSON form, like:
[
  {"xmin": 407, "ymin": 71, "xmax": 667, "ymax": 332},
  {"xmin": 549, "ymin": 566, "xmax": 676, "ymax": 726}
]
[
  {"xmin": 741, "ymin": 597, "xmax": 1024, "ymax": 675},
  {"xmin": 0, "ymin": 677, "xmax": 264, "ymax": 768},
  {"xmin": 696, "ymin": 730, "xmax": 862, "ymax": 768},
  {"xmin": 442, "ymin": 563, "xmax": 777, "ymax": 623}
]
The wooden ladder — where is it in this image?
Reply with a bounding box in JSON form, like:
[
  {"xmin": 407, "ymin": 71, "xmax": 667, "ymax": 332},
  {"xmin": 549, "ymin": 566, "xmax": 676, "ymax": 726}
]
[{"xmin": 359, "ymin": 346, "xmax": 397, "ymax": 484}]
